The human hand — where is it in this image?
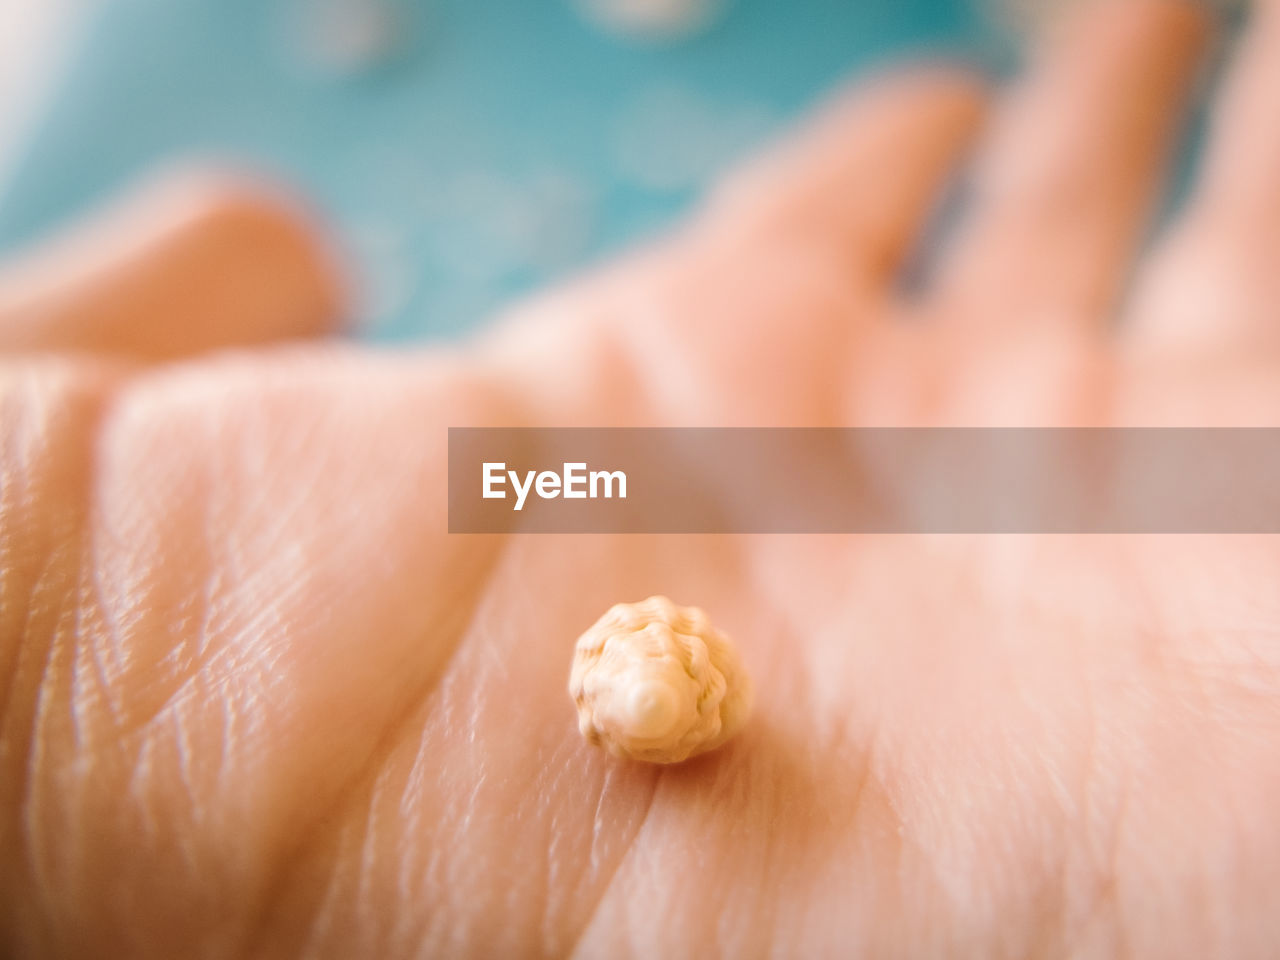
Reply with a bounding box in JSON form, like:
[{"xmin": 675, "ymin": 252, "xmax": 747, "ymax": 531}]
[{"xmin": 3, "ymin": 1, "xmax": 1279, "ymax": 957}]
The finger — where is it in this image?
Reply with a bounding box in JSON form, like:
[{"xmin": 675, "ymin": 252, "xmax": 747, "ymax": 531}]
[
  {"xmin": 1179, "ymin": 2, "xmax": 1280, "ymax": 237},
  {"xmin": 0, "ymin": 170, "xmax": 347, "ymax": 362},
  {"xmin": 1127, "ymin": 3, "xmax": 1280, "ymax": 348},
  {"xmin": 933, "ymin": 0, "xmax": 1209, "ymax": 328},
  {"xmin": 705, "ymin": 67, "xmax": 986, "ymax": 284}
]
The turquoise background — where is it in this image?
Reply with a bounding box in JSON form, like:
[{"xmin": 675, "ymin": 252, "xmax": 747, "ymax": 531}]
[{"xmin": 0, "ymin": 0, "xmax": 1010, "ymax": 340}]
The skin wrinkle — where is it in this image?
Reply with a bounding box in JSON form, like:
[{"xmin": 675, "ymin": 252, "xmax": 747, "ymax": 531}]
[
  {"xmin": 777, "ymin": 574, "xmax": 884, "ymax": 882},
  {"xmin": 353, "ymin": 763, "xmax": 388, "ymax": 951},
  {"xmin": 487, "ymin": 567, "xmax": 663, "ymax": 957},
  {"xmin": 1008, "ymin": 619, "xmax": 1100, "ymax": 957},
  {"xmin": 3, "ymin": 352, "xmax": 516, "ymax": 957},
  {"xmin": 540, "ymin": 739, "xmax": 593, "ymax": 947},
  {"xmin": 390, "ymin": 773, "xmax": 426, "ymax": 952},
  {"xmin": 72, "ymin": 374, "xmax": 217, "ymax": 750},
  {"xmin": 0, "ymin": 362, "xmax": 126, "ymax": 955},
  {"xmin": 1060, "ymin": 627, "xmax": 1120, "ymax": 960},
  {"xmin": 0, "ymin": 412, "xmax": 45, "ymax": 729},
  {"xmin": 101, "ymin": 363, "xmax": 498, "ymax": 945},
  {"xmin": 168, "ymin": 700, "xmax": 201, "ymax": 843},
  {"xmin": 879, "ymin": 734, "xmax": 953, "ymax": 938},
  {"xmin": 1201, "ymin": 750, "xmax": 1241, "ymax": 954},
  {"xmin": 148, "ymin": 712, "xmax": 200, "ymax": 879},
  {"xmin": 1095, "ymin": 664, "xmax": 1137, "ymax": 960},
  {"xmin": 194, "ymin": 477, "xmax": 230, "ymax": 667},
  {"xmin": 78, "ymin": 564, "xmax": 128, "ymax": 748},
  {"xmin": 1024, "ymin": 773, "xmax": 1076, "ymax": 960},
  {"xmin": 86, "ymin": 574, "xmax": 231, "ymax": 755},
  {"xmin": 126, "ymin": 736, "xmax": 162, "ymax": 853},
  {"xmin": 586, "ymin": 764, "xmax": 626, "ymax": 877},
  {"xmin": 938, "ymin": 546, "xmax": 1101, "ymax": 958},
  {"xmin": 844, "ymin": 731, "xmax": 914, "ymax": 953},
  {"xmin": 741, "ymin": 540, "xmax": 940, "ymax": 957},
  {"xmin": 564, "ymin": 769, "xmax": 662, "ymax": 960},
  {"xmin": 92, "ymin": 577, "xmax": 235, "ymax": 953},
  {"xmin": 880, "ymin": 793, "xmax": 948, "ymax": 958},
  {"xmin": 86, "ymin": 429, "xmax": 155, "ymax": 680},
  {"xmin": 786, "ymin": 737, "xmax": 876, "ymax": 957},
  {"xmin": 239, "ymin": 540, "xmax": 510, "ymax": 959},
  {"xmin": 20, "ymin": 603, "xmax": 75, "ymax": 951},
  {"xmin": 886, "ymin": 689, "xmax": 1001, "ymax": 950},
  {"xmin": 280, "ymin": 637, "xmax": 582, "ymax": 959},
  {"xmin": 1118, "ymin": 627, "xmax": 1200, "ymax": 953},
  {"xmin": 1, "ymin": 365, "xmax": 109, "ymax": 749},
  {"xmin": 0, "ymin": 537, "xmax": 56, "ymax": 743}
]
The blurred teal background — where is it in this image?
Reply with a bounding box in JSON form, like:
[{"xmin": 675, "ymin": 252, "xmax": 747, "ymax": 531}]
[{"xmin": 0, "ymin": 0, "xmax": 1010, "ymax": 341}]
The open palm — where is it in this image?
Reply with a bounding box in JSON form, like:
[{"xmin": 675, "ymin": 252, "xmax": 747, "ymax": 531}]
[{"xmin": 3, "ymin": 2, "xmax": 1280, "ymax": 957}]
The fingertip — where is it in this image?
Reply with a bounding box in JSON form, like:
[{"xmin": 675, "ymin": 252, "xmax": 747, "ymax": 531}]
[
  {"xmin": 1034, "ymin": 0, "xmax": 1215, "ymax": 48},
  {"xmin": 157, "ymin": 167, "xmax": 351, "ymax": 329},
  {"xmin": 703, "ymin": 61, "xmax": 989, "ymax": 275},
  {"xmin": 766, "ymin": 60, "xmax": 990, "ymax": 172},
  {"xmin": 0, "ymin": 165, "xmax": 350, "ymax": 362},
  {"xmin": 111, "ymin": 164, "xmax": 353, "ymax": 343}
]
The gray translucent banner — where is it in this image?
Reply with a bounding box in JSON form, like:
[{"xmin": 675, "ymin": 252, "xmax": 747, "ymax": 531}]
[{"xmin": 448, "ymin": 428, "xmax": 1280, "ymax": 533}]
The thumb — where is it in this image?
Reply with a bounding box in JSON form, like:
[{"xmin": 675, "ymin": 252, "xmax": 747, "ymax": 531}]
[{"xmin": 0, "ymin": 169, "xmax": 348, "ymax": 362}]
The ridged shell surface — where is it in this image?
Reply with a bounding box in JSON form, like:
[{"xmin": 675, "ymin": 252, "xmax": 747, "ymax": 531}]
[{"xmin": 569, "ymin": 596, "xmax": 752, "ymax": 763}]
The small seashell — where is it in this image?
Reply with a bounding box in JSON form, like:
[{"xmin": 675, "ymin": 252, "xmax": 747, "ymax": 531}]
[{"xmin": 569, "ymin": 596, "xmax": 752, "ymax": 764}]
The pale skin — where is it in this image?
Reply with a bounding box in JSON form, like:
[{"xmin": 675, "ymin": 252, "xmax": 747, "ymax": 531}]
[{"xmin": 3, "ymin": 0, "xmax": 1280, "ymax": 956}]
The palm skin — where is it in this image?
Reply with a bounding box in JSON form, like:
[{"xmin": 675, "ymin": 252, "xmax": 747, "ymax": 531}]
[{"xmin": 4, "ymin": 2, "xmax": 1280, "ymax": 958}]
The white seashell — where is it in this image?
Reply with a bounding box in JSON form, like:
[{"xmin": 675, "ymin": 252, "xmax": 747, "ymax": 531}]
[{"xmin": 569, "ymin": 596, "xmax": 752, "ymax": 764}]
